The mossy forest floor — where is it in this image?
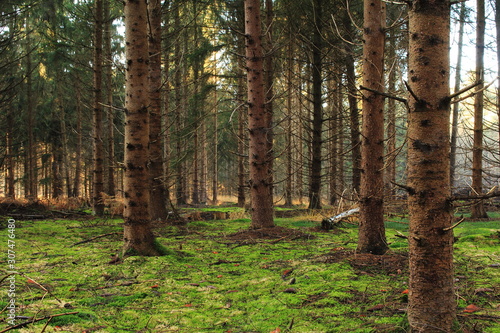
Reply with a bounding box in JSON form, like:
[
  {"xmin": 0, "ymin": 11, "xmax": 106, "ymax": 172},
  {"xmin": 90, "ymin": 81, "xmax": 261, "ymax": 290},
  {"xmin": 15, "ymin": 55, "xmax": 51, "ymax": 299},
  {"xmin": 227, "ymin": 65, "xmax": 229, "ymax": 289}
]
[{"xmin": 0, "ymin": 205, "xmax": 499, "ymax": 332}]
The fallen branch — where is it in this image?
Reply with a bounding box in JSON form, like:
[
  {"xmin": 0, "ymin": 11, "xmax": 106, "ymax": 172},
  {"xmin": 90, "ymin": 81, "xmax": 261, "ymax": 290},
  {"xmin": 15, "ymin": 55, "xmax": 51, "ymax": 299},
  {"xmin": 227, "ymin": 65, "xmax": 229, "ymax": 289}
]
[
  {"xmin": 321, "ymin": 207, "xmax": 359, "ymax": 230},
  {"xmin": 0, "ymin": 312, "xmax": 79, "ymax": 333},
  {"xmin": 71, "ymin": 232, "xmax": 121, "ymax": 247}
]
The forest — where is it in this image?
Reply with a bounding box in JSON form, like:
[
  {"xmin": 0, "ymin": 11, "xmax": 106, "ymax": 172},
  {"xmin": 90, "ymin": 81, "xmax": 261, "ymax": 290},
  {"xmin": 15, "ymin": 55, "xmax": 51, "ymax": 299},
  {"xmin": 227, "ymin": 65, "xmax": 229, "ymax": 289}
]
[{"xmin": 0, "ymin": 0, "xmax": 499, "ymax": 332}]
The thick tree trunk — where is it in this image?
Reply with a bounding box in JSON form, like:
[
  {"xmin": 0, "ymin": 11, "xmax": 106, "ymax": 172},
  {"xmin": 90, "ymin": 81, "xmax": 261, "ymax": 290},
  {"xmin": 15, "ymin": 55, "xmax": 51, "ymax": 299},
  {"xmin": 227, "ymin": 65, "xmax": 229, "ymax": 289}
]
[
  {"xmin": 148, "ymin": 0, "xmax": 168, "ymax": 220},
  {"xmin": 358, "ymin": 0, "xmax": 388, "ymax": 255},
  {"xmin": 471, "ymin": 0, "xmax": 488, "ymax": 218},
  {"xmin": 308, "ymin": 0, "xmax": 323, "ymax": 210},
  {"xmin": 93, "ymin": 0, "xmax": 105, "ymax": 215},
  {"xmin": 407, "ymin": 0, "xmax": 456, "ymax": 330},
  {"xmin": 245, "ymin": 0, "xmax": 274, "ymax": 228},
  {"xmin": 123, "ymin": 0, "xmax": 160, "ymax": 256}
]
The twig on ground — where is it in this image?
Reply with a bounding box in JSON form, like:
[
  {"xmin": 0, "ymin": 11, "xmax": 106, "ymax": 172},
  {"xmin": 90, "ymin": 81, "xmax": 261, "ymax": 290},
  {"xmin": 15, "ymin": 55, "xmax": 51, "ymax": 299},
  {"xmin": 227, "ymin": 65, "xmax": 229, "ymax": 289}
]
[
  {"xmin": 0, "ymin": 312, "xmax": 79, "ymax": 332},
  {"xmin": 71, "ymin": 232, "xmax": 121, "ymax": 247}
]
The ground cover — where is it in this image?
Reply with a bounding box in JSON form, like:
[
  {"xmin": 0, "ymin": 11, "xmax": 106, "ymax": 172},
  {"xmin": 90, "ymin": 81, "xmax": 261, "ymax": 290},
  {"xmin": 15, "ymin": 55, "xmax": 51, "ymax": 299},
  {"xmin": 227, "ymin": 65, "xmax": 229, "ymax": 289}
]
[{"xmin": 0, "ymin": 209, "xmax": 498, "ymax": 332}]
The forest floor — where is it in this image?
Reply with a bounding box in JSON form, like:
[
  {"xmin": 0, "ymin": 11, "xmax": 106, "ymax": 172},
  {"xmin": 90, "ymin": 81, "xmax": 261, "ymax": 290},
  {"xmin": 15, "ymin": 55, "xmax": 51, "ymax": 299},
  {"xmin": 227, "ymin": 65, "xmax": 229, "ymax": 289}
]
[{"xmin": 0, "ymin": 203, "xmax": 499, "ymax": 333}]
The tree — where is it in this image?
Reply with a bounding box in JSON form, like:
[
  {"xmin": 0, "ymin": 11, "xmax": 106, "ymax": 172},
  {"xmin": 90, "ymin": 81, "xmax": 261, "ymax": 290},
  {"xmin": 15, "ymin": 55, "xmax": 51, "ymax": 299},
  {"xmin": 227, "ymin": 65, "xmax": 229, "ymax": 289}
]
[
  {"xmin": 406, "ymin": 0, "xmax": 456, "ymax": 330},
  {"xmin": 307, "ymin": 0, "xmax": 323, "ymax": 210},
  {"xmin": 148, "ymin": 0, "xmax": 168, "ymax": 220},
  {"xmin": 471, "ymin": 0, "xmax": 488, "ymax": 218},
  {"xmin": 244, "ymin": 0, "xmax": 274, "ymax": 229},
  {"xmin": 122, "ymin": 0, "xmax": 161, "ymax": 256},
  {"xmin": 358, "ymin": 0, "xmax": 388, "ymax": 255},
  {"xmin": 93, "ymin": 0, "xmax": 105, "ymax": 216}
]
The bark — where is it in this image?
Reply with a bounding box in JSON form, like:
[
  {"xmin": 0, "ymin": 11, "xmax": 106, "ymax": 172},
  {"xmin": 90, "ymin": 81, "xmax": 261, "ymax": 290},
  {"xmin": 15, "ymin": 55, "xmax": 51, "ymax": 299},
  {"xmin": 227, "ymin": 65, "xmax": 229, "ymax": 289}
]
[
  {"xmin": 73, "ymin": 80, "xmax": 82, "ymax": 198},
  {"xmin": 497, "ymin": 0, "xmax": 500, "ymax": 165},
  {"xmin": 308, "ymin": 0, "xmax": 323, "ymax": 210},
  {"xmin": 25, "ymin": 24, "xmax": 37, "ymax": 200},
  {"xmin": 329, "ymin": 76, "xmax": 339, "ymax": 206},
  {"xmin": 123, "ymin": 0, "xmax": 160, "ymax": 256},
  {"xmin": 93, "ymin": 0, "xmax": 105, "ymax": 215},
  {"xmin": 148, "ymin": 0, "xmax": 168, "ymax": 220},
  {"xmin": 407, "ymin": 0, "xmax": 456, "ymax": 330},
  {"xmin": 358, "ymin": 0, "xmax": 388, "ymax": 255},
  {"xmin": 237, "ymin": 71, "xmax": 247, "ymax": 208},
  {"xmin": 344, "ymin": 12, "xmax": 361, "ymax": 193},
  {"xmin": 450, "ymin": 1, "xmax": 466, "ymax": 189},
  {"xmin": 471, "ymin": 0, "xmax": 488, "ymax": 218},
  {"xmin": 6, "ymin": 111, "xmax": 15, "ymax": 198},
  {"xmin": 104, "ymin": 0, "xmax": 116, "ymax": 197},
  {"xmin": 284, "ymin": 32, "xmax": 293, "ymax": 207},
  {"xmin": 245, "ymin": 0, "xmax": 274, "ymax": 228}
]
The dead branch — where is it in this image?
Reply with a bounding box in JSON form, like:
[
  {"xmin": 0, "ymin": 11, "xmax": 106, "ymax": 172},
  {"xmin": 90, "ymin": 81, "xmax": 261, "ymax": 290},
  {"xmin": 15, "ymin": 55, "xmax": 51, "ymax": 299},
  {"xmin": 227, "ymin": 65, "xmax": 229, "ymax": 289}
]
[
  {"xmin": 0, "ymin": 312, "xmax": 79, "ymax": 333},
  {"xmin": 390, "ymin": 181, "xmax": 416, "ymax": 195},
  {"xmin": 359, "ymin": 85, "xmax": 408, "ymax": 104},
  {"xmin": 447, "ymin": 80, "xmax": 482, "ymax": 100},
  {"xmin": 394, "ymin": 230, "xmax": 408, "ymax": 239},
  {"xmin": 442, "ymin": 216, "xmax": 466, "ymax": 232},
  {"xmin": 71, "ymin": 232, "xmax": 121, "ymax": 247}
]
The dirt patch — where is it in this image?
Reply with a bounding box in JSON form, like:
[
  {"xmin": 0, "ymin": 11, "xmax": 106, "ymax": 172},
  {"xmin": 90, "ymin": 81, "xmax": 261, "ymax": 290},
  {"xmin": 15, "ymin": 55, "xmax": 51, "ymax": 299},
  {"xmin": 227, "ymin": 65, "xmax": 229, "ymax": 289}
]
[
  {"xmin": 225, "ymin": 226, "xmax": 314, "ymax": 242},
  {"xmin": 316, "ymin": 250, "xmax": 408, "ymax": 275}
]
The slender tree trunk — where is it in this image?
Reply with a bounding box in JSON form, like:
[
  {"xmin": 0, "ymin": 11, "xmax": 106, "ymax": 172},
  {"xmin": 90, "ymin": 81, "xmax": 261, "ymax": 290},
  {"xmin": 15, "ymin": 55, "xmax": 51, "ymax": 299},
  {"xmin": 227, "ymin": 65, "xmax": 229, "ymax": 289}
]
[
  {"xmin": 471, "ymin": 0, "xmax": 488, "ymax": 218},
  {"xmin": 245, "ymin": 0, "xmax": 274, "ymax": 228},
  {"xmin": 344, "ymin": 12, "xmax": 361, "ymax": 193},
  {"xmin": 73, "ymin": 79, "xmax": 82, "ymax": 197},
  {"xmin": 104, "ymin": 0, "xmax": 116, "ymax": 197},
  {"xmin": 212, "ymin": 54, "xmax": 219, "ymax": 205},
  {"xmin": 450, "ymin": 1, "xmax": 466, "ymax": 189},
  {"xmin": 25, "ymin": 20, "xmax": 37, "ymax": 200},
  {"xmin": 6, "ymin": 111, "xmax": 15, "ymax": 199},
  {"xmin": 93, "ymin": 0, "xmax": 105, "ymax": 215},
  {"xmin": 358, "ymin": 0, "xmax": 388, "ymax": 255},
  {"xmin": 123, "ymin": 0, "xmax": 160, "ymax": 256},
  {"xmin": 148, "ymin": 0, "xmax": 168, "ymax": 220},
  {"xmin": 162, "ymin": 4, "xmax": 171, "ymax": 206},
  {"xmin": 174, "ymin": 3, "xmax": 186, "ymax": 206},
  {"xmin": 385, "ymin": 22, "xmax": 397, "ymax": 197},
  {"xmin": 308, "ymin": 0, "xmax": 323, "ymax": 210},
  {"xmin": 285, "ymin": 32, "xmax": 294, "ymax": 207},
  {"xmin": 329, "ymin": 76, "xmax": 339, "ymax": 206},
  {"xmin": 237, "ymin": 72, "xmax": 247, "ymax": 208},
  {"xmin": 407, "ymin": 0, "xmax": 455, "ymax": 330}
]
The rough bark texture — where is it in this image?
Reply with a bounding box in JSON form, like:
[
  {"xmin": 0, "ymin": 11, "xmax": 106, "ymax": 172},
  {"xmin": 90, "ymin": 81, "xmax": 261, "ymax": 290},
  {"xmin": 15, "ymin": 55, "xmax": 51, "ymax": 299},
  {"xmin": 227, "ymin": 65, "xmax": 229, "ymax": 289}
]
[
  {"xmin": 245, "ymin": 0, "xmax": 274, "ymax": 228},
  {"xmin": 407, "ymin": 0, "xmax": 456, "ymax": 330},
  {"xmin": 308, "ymin": 0, "xmax": 323, "ymax": 210},
  {"xmin": 92, "ymin": 0, "xmax": 105, "ymax": 216},
  {"xmin": 148, "ymin": 0, "xmax": 168, "ymax": 220},
  {"xmin": 358, "ymin": 0, "xmax": 388, "ymax": 255},
  {"xmin": 471, "ymin": 0, "xmax": 488, "ymax": 218},
  {"xmin": 123, "ymin": 0, "xmax": 159, "ymax": 256}
]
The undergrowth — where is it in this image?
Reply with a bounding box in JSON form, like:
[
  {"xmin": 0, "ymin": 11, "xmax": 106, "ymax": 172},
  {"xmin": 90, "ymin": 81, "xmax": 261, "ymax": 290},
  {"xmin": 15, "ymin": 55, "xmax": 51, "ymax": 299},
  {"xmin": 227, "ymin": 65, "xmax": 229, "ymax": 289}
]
[{"xmin": 0, "ymin": 210, "xmax": 498, "ymax": 332}]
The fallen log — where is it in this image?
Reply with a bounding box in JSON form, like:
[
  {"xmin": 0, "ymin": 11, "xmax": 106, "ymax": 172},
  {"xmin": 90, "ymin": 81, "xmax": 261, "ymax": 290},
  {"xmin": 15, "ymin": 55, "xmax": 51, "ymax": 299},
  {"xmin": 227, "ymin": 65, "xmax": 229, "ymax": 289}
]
[{"xmin": 321, "ymin": 207, "xmax": 359, "ymax": 230}]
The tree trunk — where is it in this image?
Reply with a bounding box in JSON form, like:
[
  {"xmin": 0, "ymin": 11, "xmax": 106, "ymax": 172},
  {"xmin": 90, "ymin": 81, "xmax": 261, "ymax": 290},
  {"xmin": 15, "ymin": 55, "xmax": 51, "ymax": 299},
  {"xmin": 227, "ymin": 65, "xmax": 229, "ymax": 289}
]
[
  {"xmin": 25, "ymin": 21, "xmax": 37, "ymax": 200},
  {"xmin": 148, "ymin": 0, "xmax": 168, "ymax": 220},
  {"xmin": 344, "ymin": 12, "xmax": 361, "ymax": 193},
  {"xmin": 93, "ymin": 0, "xmax": 105, "ymax": 215},
  {"xmin": 308, "ymin": 0, "xmax": 323, "ymax": 210},
  {"xmin": 245, "ymin": 0, "xmax": 274, "ymax": 228},
  {"xmin": 237, "ymin": 71, "xmax": 247, "ymax": 208},
  {"xmin": 123, "ymin": 0, "xmax": 161, "ymax": 256},
  {"xmin": 358, "ymin": 0, "xmax": 388, "ymax": 255},
  {"xmin": 6, "ymin": 110, "xmax": 15, "ymax": 199},
  {"xmin": 385, "ymin": 15, "xmax": 397, "ymax": 197},
  {"xmin": 104, "ymin": 0, "xmax": 116, "ymax": 197},
  {"xmin": 285, "ymin": 32, "xmax": 294, "ymax": 207},
  {"xmin": 450, "ymin": 1, "xmax": 466, "ymax": 189},
  {"xmin": 497, "ymin": 0, "xmax": 500, "ymax": 172},
  {"xmin": 73, "ymin": 79, "xmax": 82, "ymax": 198},
  {"xmin": 471, "ymin": 0, "xmax": 488, "ymax": 218},
  {"xmin": 407, "ymin": 0, "xmax": 456, "ymax": 330}
]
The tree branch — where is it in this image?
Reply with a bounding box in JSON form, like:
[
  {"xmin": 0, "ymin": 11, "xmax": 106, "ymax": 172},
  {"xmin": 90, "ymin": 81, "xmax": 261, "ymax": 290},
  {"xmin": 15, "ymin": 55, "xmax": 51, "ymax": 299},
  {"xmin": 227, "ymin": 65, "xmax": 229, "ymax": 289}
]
[{"xmin": 359, "ymin": 85, "xmax": 408, "ymax": 104}]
